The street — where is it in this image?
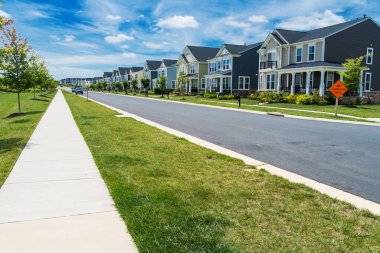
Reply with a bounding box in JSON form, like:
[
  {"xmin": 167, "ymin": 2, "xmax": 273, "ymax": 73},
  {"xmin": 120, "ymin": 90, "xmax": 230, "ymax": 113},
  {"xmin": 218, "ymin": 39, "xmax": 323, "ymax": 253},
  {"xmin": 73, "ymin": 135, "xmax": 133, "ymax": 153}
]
[{"xmin": 87, "ymin": 92, "xmax": 380, "ymax": 203}]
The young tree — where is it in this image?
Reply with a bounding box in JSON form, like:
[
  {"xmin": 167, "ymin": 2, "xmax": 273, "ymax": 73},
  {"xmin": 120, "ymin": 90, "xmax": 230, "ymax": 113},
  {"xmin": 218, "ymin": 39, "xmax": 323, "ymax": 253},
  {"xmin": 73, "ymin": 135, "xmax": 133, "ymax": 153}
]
[
  {"xmin": 141, "ymin": 78, "xmax": 150, "ymax": 96},
  {"xmin": 158, "ymin": 76, "xmax": 167, "ymax": 98},
  {"xmin": 122, "ymin": 80, "xmax": 129, "ymax": 94},
  {"xmin": 131, "ymin": 79, "xmax": 138, "ymax": 95},
  {"xmin": 0, "ymin": 25, "xmax": 32, "ymax": 113},
  {"xmin": 177, "ymin": 71, "xmax": 188, "ymax": 100},
  {"xmin": 341, "ymin": 56, "xmax": 367, "ymax": 95}
]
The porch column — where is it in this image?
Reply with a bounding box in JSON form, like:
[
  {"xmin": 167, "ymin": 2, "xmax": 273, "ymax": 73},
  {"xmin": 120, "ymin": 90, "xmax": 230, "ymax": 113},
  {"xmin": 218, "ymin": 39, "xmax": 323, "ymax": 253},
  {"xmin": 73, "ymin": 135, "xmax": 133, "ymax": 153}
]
[
  {"xmin": 291, "ymin": 72, "xmax": 295, "ymax": 95},
  {"xmin": 219, "ymin": 77, "xmax": 223, "ymax": 93},
  {"xmin": 339, "ymin": 73, "xmax": 344, "ymax": 81},
  {"xmin": 319, "ymin": 70, "xmax": 325, "ymax": 97},
  {"xmin": 359, "ymin": 70, "xmax": 363, "ymax": 97},
  {"xmin": 306, "ymin": 71, "xmax": 311, "ymax": 95},
  {"xmin": 276, "ymin": 73, "xmax": 281, "ymax": 93}
]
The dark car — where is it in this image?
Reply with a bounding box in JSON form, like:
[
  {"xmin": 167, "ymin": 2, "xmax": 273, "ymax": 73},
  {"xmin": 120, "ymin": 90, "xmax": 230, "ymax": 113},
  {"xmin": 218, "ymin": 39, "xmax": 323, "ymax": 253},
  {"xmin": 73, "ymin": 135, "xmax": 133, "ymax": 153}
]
[
  {"xmin": 74, "ymin": 88, "xmax": 84, "ymax": 95},
  {"xmin": 71, "ymin": 88, "xmax": 76, "ymax": 92}
]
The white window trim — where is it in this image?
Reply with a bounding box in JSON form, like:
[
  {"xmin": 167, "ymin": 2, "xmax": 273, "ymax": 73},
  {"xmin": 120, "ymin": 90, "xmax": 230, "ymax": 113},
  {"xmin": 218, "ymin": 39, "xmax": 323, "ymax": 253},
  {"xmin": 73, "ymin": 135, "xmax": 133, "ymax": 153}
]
[
  {"xmin": 296, "ymin": 46, "xmax": 303, "ymax": 63},
  {"xmin": 364, "ymin": 72, "xmax": 372, "ymax": 91},
  {"xmin": 190, "ymin": 64, "xmax": 196, "ymax": 74},
  {"xmin": 238, "ymin": 76, "xmax": 250, "ymax": 90},
  {"xmin": 308, "ymin": 43, "xmax": 316, "ymax": 62},
  {"xmin": 201, "ymin": 78, "xmax": 206, "ymax": 89},
  {"xmin": 366, "ymin": 47, "xmax": 373, "ymax": 65}
]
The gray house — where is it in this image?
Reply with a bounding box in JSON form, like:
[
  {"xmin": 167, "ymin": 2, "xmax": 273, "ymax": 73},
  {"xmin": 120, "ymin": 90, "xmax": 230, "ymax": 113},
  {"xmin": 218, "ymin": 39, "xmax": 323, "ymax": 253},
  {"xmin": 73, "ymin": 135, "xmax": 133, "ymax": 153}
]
[
  {"xmin": 205, "ymin": 43, "xmax": 263, "ymax": 95},
  {"xmin": 153, "ymin": 59, "xmax": 178, "ymax": 90},
  {"xmin": 176, "ymin": 46, "xmax": 220, "ymax": 93},
  {"xmin": 258, "ymin": 16, "xmax": 380, "ymax": 101},
  {"xmin": 102, "ymin": 72, "xmax": 112, "ymax": 85},
  {"xmin": 143, "ymin": 60, "xmax": 161, "ymax": 89},
  {"xmin": 118, "ymin": 67, "xmax": 131, "ymax": 82}
]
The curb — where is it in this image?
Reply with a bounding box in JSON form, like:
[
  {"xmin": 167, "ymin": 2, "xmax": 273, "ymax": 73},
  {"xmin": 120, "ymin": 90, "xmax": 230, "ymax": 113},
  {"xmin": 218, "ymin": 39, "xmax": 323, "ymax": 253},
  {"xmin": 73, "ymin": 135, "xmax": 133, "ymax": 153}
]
[{"xmin": 81, "ymin": 93, "xmax": 380, "ymax": 216}]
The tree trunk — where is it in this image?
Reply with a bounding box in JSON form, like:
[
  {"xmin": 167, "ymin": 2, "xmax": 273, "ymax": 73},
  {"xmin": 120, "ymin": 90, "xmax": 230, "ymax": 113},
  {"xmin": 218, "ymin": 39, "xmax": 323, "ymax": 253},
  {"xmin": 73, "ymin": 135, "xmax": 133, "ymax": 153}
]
[
  {"xmin": 17, "ymin": 92, "xmax": 21, "ymax": 113},
  {"xmin": 34, "ymin": 84, "xmax": 36, "ymax": 99}
]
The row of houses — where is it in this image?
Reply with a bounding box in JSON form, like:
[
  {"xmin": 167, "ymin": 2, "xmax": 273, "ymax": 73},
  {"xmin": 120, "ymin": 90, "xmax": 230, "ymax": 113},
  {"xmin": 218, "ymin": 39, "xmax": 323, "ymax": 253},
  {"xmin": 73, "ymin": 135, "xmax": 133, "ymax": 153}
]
[{"xmin": 60, "ymin": 16, "xmax": 380, "ymax": 101}]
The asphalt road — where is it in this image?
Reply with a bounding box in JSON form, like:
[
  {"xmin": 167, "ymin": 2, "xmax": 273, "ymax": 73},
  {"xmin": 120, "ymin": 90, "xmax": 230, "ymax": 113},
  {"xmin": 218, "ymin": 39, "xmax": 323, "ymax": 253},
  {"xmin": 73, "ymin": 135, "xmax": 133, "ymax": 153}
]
[{"xmin": 86, "ymin": 91, "xmax": 380, "ymax": 203}]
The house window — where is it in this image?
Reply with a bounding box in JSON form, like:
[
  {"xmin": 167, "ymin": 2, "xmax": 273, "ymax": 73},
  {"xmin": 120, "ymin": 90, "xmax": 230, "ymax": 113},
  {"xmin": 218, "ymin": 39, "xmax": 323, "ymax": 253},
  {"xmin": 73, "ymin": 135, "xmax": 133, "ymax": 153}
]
[
  {"xmin": 190, "ymin": 64, "xmax": 195, "ymax": 74},
  {"xmin": 222, "ymin": 77, "xmax": 230, "ymax": 90},
  {"xmin": 326, "ymin": 72, "xmax": 334, "ymax": 89},
  {"xmin": 308, "ymin": 44, "xmax": 315, "ymax": 61},
  {"xmin": 296, "ymin": 46, "xmax": 302, "ymax": 63},
  {"xmin": 239, "ymin": 76, "xmax": 250, "ymax": 90},
  {"xmin": 171, "ymin": 80, "xmax": 176, "ymax": 89},
  {"xmin": 266, "ymin": 74, "xmax": 275, "ymax": 90},
  {"xmin": 364, "ymin": 72, "xmax": 372, "ymax": 91},
  {"xmin": 366, "ymin": 48, "xmax": 373, "ymax": 64},
  {"xmin": 223, "ymin": 58, "xmax": 230, "ymax": 70},
  {"xmin": 217, "ymin": 61, "xmax": 221, "ymax": 70},
  {"xmin": 201, "ymin": 78, "xmax": 206, "ymax": 89}
]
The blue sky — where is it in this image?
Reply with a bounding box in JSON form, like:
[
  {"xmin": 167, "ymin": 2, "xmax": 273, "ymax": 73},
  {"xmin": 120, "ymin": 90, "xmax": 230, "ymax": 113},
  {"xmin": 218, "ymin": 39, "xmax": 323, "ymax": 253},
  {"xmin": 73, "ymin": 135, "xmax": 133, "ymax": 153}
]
[{"xmin": 0, "ymin": 0, "xmax": 379, "ymax": 79}]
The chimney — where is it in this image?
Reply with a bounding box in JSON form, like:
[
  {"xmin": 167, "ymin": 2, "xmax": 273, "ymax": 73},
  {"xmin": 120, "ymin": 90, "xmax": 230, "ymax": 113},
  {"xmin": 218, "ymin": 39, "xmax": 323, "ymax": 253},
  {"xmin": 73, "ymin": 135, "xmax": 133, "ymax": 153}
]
[
  {"xmin": 364, "ymin": 14, "xmax": 367, "ymax": 18},
  {"xmin": 244, "ymin": 42, "xmax": 247, "ymax": 46}
]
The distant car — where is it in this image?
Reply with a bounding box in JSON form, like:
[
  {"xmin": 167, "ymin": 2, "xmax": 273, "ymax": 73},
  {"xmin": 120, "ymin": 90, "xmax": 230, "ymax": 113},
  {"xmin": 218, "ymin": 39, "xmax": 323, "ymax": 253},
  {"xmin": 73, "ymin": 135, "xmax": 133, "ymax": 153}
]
[
  {"xmin": 74, "ymin": 88, "xmax": 84, "ymax": 95},
  {"xmin": 71, "ymin": 88, "xmax": 76, "ymax": 92}
]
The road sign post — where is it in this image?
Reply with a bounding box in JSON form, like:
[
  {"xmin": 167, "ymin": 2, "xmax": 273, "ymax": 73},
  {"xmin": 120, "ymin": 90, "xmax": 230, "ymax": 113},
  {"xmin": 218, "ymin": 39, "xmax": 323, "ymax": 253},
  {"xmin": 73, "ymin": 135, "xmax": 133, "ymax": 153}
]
[{"xmin": 329, "ymin": 80, "xmax": 348, "ymax": 117}]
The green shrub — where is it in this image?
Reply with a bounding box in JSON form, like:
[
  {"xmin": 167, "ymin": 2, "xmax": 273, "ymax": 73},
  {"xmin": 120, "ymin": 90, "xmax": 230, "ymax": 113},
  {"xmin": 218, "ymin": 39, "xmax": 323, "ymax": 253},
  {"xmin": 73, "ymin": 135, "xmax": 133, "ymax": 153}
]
[
  {"xmin": 248, "ymin": 91, "xmax": 260, "ymax": 100},
  {"xmin": 278, "ymin": 91, "xmax": 289, "ymax": 103},
  {"xmin": 148, "ymin": 90, "xmax": 154, "ymax": 95},
  {"xmin": 218, "ymin": 94, "xmax": 234, "ymax": 100},
  {"xmin": 204, "ymin": 92, "xmax": 217, "ymax": 99},
  {"xmin": 153, "ymin": 86, "xmax": 161, "ymax": 95},
  {"xmin": 286, "ymin": 94, "xmax": 297, "ymax": 104},
  {"xmin": 318, "ymin": 99, "xmax": 328, "ymax": 106}
]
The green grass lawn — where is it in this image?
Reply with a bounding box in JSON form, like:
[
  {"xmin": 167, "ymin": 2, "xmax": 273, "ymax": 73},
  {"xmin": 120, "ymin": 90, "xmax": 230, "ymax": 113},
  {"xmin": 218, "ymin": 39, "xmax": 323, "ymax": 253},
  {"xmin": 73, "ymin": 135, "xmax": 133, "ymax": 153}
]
[
  {"xmin": 100, "ymin": 91, "xmax": 377, "ymax": 122},
  {"xmin": 0, "ymin": 92, "xmax": 55, "ymax": 186},
  {"xmin": 64, "ymin": 91, "xmax": 380, "ymax": 252}
]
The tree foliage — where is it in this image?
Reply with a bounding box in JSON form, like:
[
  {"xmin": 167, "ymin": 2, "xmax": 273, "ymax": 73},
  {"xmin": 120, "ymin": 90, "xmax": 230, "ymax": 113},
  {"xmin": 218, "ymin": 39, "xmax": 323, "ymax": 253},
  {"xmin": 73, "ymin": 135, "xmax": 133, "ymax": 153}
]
[
  {"xmin": 158, "ymin": 76, "xmax": 167, "ymax": 98},
  {"xmin": 141, "ymin": 78, "xmax": 150, "ymax": 95},
  {"xmin": 341, "ymin": 56, "xmax": 367, "ymax": 94},
  {"xmin": 177, "ymin": 71, "xmax": 188, "ymax": 100}
]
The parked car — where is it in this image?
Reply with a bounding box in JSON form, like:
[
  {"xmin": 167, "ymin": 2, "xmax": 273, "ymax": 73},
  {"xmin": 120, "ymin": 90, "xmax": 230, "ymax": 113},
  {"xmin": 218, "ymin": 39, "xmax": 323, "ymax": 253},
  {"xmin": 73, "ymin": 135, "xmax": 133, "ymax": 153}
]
[
  {"xmin": 71, "ymin": 88, "xmax": 76, "ymax": 92},
  {"xmin": 74, "ymin": 88, "xmax": 84, "ymax": 95}
]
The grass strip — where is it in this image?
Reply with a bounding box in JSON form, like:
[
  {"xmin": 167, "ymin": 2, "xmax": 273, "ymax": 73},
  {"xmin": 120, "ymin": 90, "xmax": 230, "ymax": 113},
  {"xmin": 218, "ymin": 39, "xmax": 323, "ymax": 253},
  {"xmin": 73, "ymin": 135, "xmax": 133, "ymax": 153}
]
[
  {"xmin": 0, "ymin": 92, "xmax": 56, "ymax": 186},
  {"xmin": 64, "ymin": 91, "xmax": 380, "ymax": 252}
]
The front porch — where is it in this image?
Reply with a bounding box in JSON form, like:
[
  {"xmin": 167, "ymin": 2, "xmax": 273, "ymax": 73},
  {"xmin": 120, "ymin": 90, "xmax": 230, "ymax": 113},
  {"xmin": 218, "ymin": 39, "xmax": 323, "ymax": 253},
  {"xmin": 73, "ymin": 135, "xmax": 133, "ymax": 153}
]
[
  {"xmin": 204, "ymin": 75, "xmax": 232, "ymax": 94},
  {"xmin": 259, "ymin": 64, "xmax": 347, "ymax": 96}
]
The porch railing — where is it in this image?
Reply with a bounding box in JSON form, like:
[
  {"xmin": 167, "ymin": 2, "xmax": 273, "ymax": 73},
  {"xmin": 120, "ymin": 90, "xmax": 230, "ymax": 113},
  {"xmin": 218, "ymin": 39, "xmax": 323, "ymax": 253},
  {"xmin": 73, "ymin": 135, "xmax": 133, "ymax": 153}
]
[{"xmin": 260, "ymin": 61, "xmax": 277, "ymax": 69}]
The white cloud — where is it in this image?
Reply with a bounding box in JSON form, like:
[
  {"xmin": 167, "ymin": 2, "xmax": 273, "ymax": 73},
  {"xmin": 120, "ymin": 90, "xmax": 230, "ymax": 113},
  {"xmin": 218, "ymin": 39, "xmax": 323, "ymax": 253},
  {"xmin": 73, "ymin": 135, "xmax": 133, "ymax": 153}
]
[
  {"xmin": 142, "ymin": 41, "xmax": 169, "ymax": 49},
  {"xmin": 121, "ymin": 52, "xmax": 137, "ymax": 58},
  {"xmin": 157, "ymin": 15, "xmax": 199, "ymax": 29},
  {"xmin": 121, "ymin": 44, "xmax": 129, "ymax": 49},
  {"xmin": 104, "ymin": 33, "xmax": 134, "ymax": 43},
  {"xmin": 138, "ymin": 14, "xmax": 144, "ymax": 18},
  {"xmin": 248, "ymin": 15, "xmax": 269, "ymax": 23},
  {"xmin": 276, "ymin": 10, "xmax": 345, "ymax": 30},
  {"xmin": 225, "ymin": 17, "xmax": 250, "ymax": 28},
  {"xmin": 57, "ymin": 41, "xmax": 98, "ymax": 49},
  {"xmin": 0, "ymin": 9, "xmax": 11, "ymax": 18},
  {"xmin": 106, "ymin": 14, "xmax": 122, "ymax": 21},
  {"xmin": 65, "ymin": 35, "xmax": 75, "ymax": 42},
  {"xmin": 29, "ymin": 10, "xmax": 49, "ymax": 18},
  {"xmin": 49, "ymin": 35, "xmax": 60, "ymax": 41}
]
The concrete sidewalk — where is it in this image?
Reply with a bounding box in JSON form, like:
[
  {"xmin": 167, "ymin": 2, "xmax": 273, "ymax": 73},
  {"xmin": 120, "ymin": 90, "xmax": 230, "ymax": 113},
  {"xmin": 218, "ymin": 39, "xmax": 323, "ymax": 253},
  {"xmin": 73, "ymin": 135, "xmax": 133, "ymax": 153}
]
[{"xmin": 0, "ymin": 90, "xmax": 138, "ymax": 252}]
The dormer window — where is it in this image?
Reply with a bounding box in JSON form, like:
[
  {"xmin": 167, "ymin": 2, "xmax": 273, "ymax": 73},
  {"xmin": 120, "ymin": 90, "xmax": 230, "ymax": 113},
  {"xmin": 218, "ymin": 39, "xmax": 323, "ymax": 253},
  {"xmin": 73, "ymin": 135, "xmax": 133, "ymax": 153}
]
[
  {"xmin": 366, "ymin": 48, "xmax": 373, "ymax": 64},
  {"xmin": 296, "ymin": 46, "xmax": 302, "ymax": 63},
  {"xmin": 308, "ymin": 44, "xmax": 315, "ymax": 61}
]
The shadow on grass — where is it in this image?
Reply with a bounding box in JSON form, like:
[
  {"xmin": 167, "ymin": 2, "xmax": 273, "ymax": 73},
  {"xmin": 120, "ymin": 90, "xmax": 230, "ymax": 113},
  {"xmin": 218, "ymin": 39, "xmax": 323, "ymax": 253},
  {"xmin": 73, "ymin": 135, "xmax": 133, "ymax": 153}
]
[
  {"xmin": 12, "ymin": 118, "xmax": 32, "ymax": 124},
  {"xmin": 0, "ymin": 137, "xmax": 24, "ymax": 154},
  {"xmin": 31, "ymin": 98, "xmax": 50, "ymax": 102},
  {"xmin": 5, "ymin": 111, "xmax": 43, "ymax": 119}
]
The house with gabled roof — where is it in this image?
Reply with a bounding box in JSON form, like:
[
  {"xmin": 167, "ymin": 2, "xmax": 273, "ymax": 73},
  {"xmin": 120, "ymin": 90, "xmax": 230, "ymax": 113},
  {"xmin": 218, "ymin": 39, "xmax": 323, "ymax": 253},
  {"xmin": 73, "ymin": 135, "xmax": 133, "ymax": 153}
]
[
  {"xmin": 258, "ymin": 16, "xmax": 380, "ymax": 101},
  {"xmin": 129, "ymin": 67, "xmax": 144, "ymax": 88},
  {"xmin": 143, "ymin": 60, "xmax": 161, "ymax": 89},
  {"xmin": 176, "ymin": 45, "xmax": 219, "ymax": 93},
  {"xmin": 204, "ymin": 42, "xmax": 263, "ymax": 95},
  {"xmin": 152, "ymin": 59, "xmax": 177, "ymax": 90},
  {"xmin": 118, "ymin": 67, "xmax": 131, "ymax": 82},
  {"xmin": 102, "ymin": 72, "xmax": 112, "ymax": 85}
]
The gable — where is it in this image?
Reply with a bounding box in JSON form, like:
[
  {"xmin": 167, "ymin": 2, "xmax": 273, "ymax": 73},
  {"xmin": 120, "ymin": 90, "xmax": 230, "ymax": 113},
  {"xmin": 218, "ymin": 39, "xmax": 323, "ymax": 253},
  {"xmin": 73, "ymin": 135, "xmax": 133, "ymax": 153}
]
[{"xmin": 183, "ymin": 47, "xmax": 196, "ymax": 62}]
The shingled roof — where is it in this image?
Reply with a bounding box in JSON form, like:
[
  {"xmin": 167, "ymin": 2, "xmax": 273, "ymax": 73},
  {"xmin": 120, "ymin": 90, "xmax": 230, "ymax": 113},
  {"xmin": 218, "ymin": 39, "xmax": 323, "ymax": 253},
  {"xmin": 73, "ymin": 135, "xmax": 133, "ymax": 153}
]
[
  {"xmin": 223, "ymin": 42, "xmax": 263, "ymax": 55},
  {"xmin": 163, "ymin": 59, "xmax": 177, "ymax": 67},
  {"xmin": 130, "ymin": 67, "xmax": 143, "ymax": 72},
  {"xmin": 103, "ymin": 72, "xmax": 112, "ymax": 78},
  {"xmin": 145, "ymin": 60, "xmax": 161, "ymax": 70},
  {"xmin": 186, "ymin": 46, "xmax": 219, "ymax": 61},
  {"xmin": 275, "ymin": 17, "xmax": 369, "ymax": 43},
  {"xmin": 118, "ymin": 67, "xmax": 130, "ymax": 75}
]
